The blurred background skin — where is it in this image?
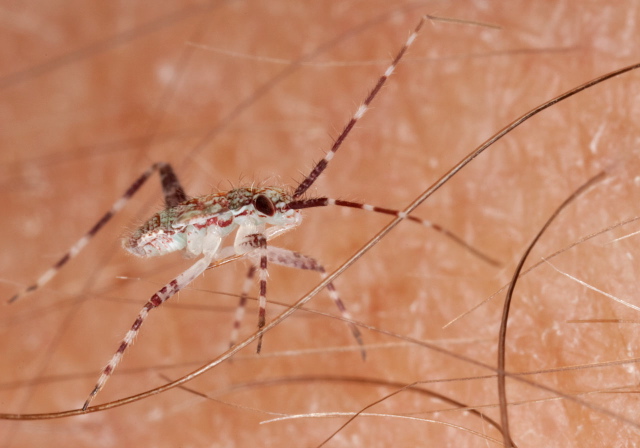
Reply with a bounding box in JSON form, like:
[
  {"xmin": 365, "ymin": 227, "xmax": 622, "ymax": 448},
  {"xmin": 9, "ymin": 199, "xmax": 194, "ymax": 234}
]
[{"xmin": 2, "ymin": 1, "xmax": 640, "ymax": 446}]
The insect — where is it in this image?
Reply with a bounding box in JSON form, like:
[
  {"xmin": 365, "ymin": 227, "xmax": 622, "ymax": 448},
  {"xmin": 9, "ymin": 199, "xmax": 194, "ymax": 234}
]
[
  {"xmin": 6, "ymin": 16, "xmax": 498, "ymax": 411},
  {"xmin": 3, "ymin": 3, "xmax": 640, "ymax": 448}
]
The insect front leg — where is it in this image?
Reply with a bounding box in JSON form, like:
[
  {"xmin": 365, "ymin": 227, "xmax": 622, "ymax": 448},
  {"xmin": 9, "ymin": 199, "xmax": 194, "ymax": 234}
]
[{"xmin": 233, "ymin": 224, "xmax": 270, "ymax": 353}]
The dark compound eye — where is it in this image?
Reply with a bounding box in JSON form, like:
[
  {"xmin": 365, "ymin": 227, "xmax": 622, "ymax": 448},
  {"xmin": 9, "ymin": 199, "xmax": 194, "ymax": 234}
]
[{"xmin": 253, "ymin": 194, "xmax": 276, "ymax": 216}]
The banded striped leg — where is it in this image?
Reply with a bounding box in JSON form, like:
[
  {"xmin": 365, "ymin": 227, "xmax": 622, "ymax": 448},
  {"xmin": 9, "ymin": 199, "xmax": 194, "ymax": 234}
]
[
  {"xmin": 232, "ymin": 232, "xmax": 274, "ymax": 353},
  {"xmin": 253, "ymin": 234, "xmax": 269, "ymax": 354},
  {"xmin": 157, "ymin": 163, "xmax": 188, "ymax": 208},
  {"xmin": 265, "ymin": 247, "xmax": 365, "ymax": 359},
  {"xmin": 288, "ymin": 197, "xmax": 500, "ymax": 267},
  {"xmin": 9, "ymin": 162, "xmax": 187, "ymax": 303},
  {"xmin": 82, "ymin": 252, "xmax": 214, "ymax": 411},
  {"xmin": 231, "ymin": 246, "xmax": 365, "ymax": 358},
  {"xmin": 293, "ymin": 16, "xmax": 426, "ymax": 198},
  {"xmin": 228, "ymin": 265, "xmax": 256, "ymax": 348}
]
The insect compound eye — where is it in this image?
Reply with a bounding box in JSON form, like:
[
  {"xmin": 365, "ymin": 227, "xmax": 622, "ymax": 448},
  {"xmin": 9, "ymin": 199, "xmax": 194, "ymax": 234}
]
[{"xmin": 253, "ymin": 194, "xmax": 276, "ymax": 217}]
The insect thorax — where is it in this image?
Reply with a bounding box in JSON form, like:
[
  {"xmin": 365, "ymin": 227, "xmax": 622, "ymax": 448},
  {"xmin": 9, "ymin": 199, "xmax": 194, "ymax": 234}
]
[{"xmin": 123, "ymin": 187, "xmax": 300, "ymax": 258}]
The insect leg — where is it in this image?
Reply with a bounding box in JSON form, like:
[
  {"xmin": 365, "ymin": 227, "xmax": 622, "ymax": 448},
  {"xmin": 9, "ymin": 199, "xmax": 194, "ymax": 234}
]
[
  {"xmin": 82, "ymin": 251, "xmax": 215, "ymax": 411},
  {"xmin": 228, "ymin": 265, "xmax": 256, "ymax": 348},
  {"xmin": 9, "ymin": 162, "xmax": 182, "ymax": 303},
  {"xmin": 262, "ymin": 246, "xmax": 365, "ymax": 359}
]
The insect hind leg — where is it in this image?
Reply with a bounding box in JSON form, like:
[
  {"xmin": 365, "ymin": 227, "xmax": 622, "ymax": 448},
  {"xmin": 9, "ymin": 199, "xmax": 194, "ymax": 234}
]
[
  {"xmin": 158, "ymin": 163, "xmax": 188, "ymax": 207},
  {"xmin": 9, "ymin": 162, "xmax": 180, "ymax": 303}
]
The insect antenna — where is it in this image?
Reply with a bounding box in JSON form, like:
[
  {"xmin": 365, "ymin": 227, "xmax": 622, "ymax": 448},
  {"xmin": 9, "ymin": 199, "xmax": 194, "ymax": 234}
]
[
  {"xmin": 292, "ymin": 16, "xmax": 426, "ymax": 199},
  {"xmin": 288, "ymin": 197, "xmax": 500, "ymax": 266}
]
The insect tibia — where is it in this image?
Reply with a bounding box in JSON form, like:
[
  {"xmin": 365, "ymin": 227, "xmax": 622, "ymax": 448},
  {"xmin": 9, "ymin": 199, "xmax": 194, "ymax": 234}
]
[{"xmin": 8, "ymin": 284, "xmax": 36, "ymax": 304}]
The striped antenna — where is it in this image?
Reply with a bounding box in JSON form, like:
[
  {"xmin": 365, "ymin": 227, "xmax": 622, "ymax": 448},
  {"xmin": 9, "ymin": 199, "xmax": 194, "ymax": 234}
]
[
  {"xmin": 293, "ymin": 16, "xmax": 426, "ymax": 199},
  {"xmin": 288, "ymin": 197, "xmax": 500, "ymax": 266}
]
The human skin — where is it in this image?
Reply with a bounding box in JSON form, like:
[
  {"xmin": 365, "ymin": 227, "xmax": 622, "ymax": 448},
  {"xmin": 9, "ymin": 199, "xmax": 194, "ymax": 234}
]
[{"xmin": 1, "ymin": 1, "xmax": 640, "ymax": 446}]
